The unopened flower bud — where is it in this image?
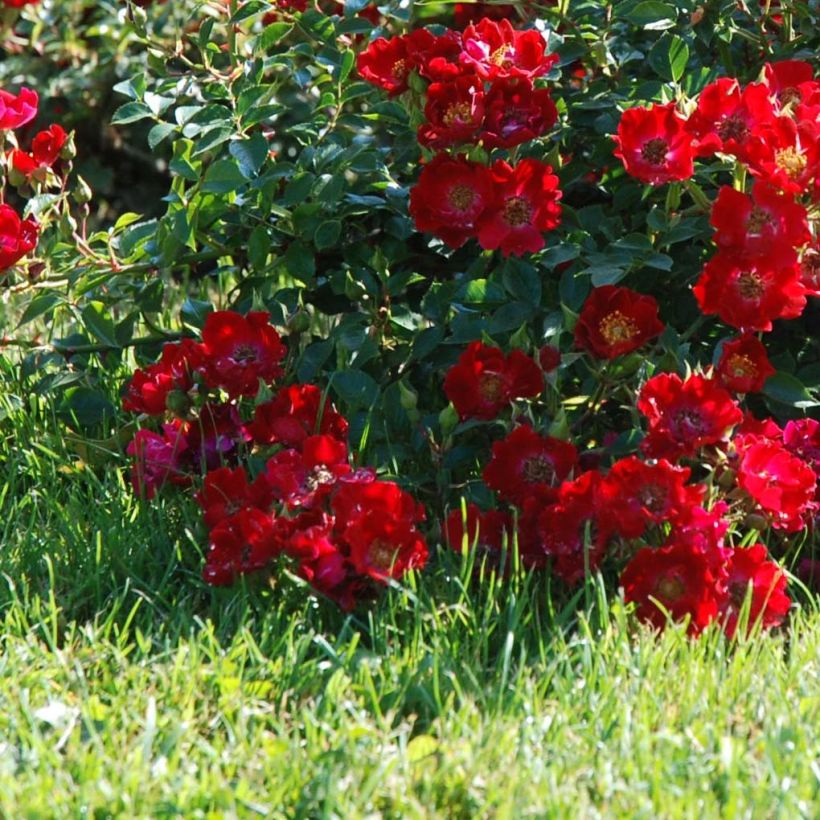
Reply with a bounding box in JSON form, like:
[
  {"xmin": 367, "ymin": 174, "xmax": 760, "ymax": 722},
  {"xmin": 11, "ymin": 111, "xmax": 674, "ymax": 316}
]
[
  {"xmin": 438, "ymin": 403, "xmax": 458, "ymax": 437},
  {"xmin": 72, "ymin": 175, "xmax": 93, "ymax": 204}
]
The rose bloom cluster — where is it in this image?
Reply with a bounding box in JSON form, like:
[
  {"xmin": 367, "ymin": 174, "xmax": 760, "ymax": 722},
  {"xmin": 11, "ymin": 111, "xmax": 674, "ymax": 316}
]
[
  {"xmin": 357, "ymin": 17, "xmax": 562, "ymax": 256},
  {"xmin": 122, "ymin": 310, "xmax": 428, "ymax": 609},
  {"xmin": 614, "ymin": 61, "xmax": 819, "ymax": 358},
  {"xmin": 0, "ymin": 85, "xmax": 61, "ymax": 272},
  {"xmin": 442, "ymin": 315, "xmax": 816, "ymax": 634}
]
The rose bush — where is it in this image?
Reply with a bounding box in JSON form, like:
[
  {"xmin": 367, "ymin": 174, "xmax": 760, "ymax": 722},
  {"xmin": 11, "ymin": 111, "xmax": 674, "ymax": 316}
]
[{"xmin": 1, "ymin": 1, "xmax": 818, "ymax": 637}]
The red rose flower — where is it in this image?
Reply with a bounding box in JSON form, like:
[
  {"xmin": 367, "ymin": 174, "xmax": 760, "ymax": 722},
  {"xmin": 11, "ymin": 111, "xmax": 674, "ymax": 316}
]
[
  {"xmin": 183, "ymin": 403, "xmax": 251, "ymax": 472},
  {"xmin": 693, "ymin": 252, "xmax": 806, "ymax": 332},
  {"xmin": 406, "ymin": 29, "xmax": 466, "ymax": 84},
  {"xmin": 0, "ymin": 87, "xmax": 38, "ymax": 130},
  {"xmin": 613, "ymin": 102, "xmax": 695, "ymax": 185},
  {"xmin": 250, "ymin": 383, "xmax": 348, "ymax": 448},
  {"xmin": 357, "ymin": 36, "xmax": 414, "ymax": 96},
  {"xmin": 763, "ymin": 59, "xmax": 815, "ymax": 106},
  {"xmin": 0, "ymin": 203, "xmax": 39, "ymax": 271},
  {"xmin": 263, "ymin": 434, "xmax": 351, "ymax": 509},
  {"xmin": 685, "ymin": 79, "xmax": 775, "ymax": 160},
  {"xmin": 718, "ymin": 544, "xmax": 790, "ymax": 638},
  {"xmin": 482, "ymin": 424, "xmax": 577, "ymax": 507},
  {"xmin": 443, "ymin": 341, "xmax": 543, "ymax": 420},
  {"xmin": 418, "ymin": 77, "xmax": 485, "ymax": 149},
  {"xmin": 127, "ymin": 423, "xmax": 192, "ymax": 498},
  {"xmin": 715, "ymin": 334, "xmax": 776, "ymax": 394},
  {"xmin": 536, "ymin": 471, "xmax": 609, "ymax": 584},
  {"xmin": 479, "ymin": 77, "xmax": 558, "ymax": 149},
  {"xmin": 601, "ymin": 457, "xmax": 704, "ymax": 539},
  {"xmin": 783, "ymin": 418, "xmax": 820, "ymax": 474},
  {"xmin": 574, "ymin": 285, "xmax": 664, "ymax": 360},
  {"xmin": 798, "ymin": 244, "xmax": 820, "ymax": 296},
  {"xmin": 203, "ymin": 508, "xmax": 281, "ymax": 586},
  {"xmin": 459, "ymin": 18, "xmax": 556, "ymax": 81},
  {"xmin": 710, "ymin": 183, "xmax": 809, "ymax": 264},
  {"xmin": 32, "ymin": 124, "xmax": 68, "ymax": 166},
  {"xmin": 409, "ymin": 153, "xmax": 494, "ymax": 249},
  {"xmin": 620, "ymin": 540, "xmax": 726, "ymax": 635},
  {"xmin": 538, "ymin": 344, "xmax": 561, "ymax": 373},
  {"xmin": 200, "ymin": 310, "xmax": 286, "ymax": 397},
  {"xmin": 737, "ymin": 438, "xmax": 816, "ymax": 532},
  {"xmin": 195, "ymin": 465, "xmax": 277, "ymax": 528},
  {"xmin": 445, "ymin": 503, "xmax": 511, "ymax": 558},
  {"xmin": 745, "ymin": 115, "xmax": 820, "ymax": 196},
  {"xmin": 637, "ymin": 372, "xmax": 743, "ymax": 460},
  {"xmin": 122, "ymin": 338, "xmax": 203, "ymax": 416},
  {"xmin": 476, "ymin": 157, "xmax": 561, "ymax": 256}
]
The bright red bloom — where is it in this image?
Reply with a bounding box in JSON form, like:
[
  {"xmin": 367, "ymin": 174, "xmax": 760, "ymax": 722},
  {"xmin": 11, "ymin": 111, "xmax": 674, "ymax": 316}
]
[
  {"xmin": 445, "ymin": 503, "xmax": 511, "ymax": 557},
  {"xmin": 263, "ymin": 435, "xmax": 351, "ymax": 509},
  {"xmin": 195, "ymin": 466, "xmax": 276, "ymax": 529},
  {"xmin": 638, "ymin": 372, "xmax": 743, "ymax": 460},
  {"xmin": 783, "ymin": 418, "xmax": 820, "ymax": 474},
  {"xmin": 693, "ymin": 252, "xmax": 806, "ymax": 332},
  {"xmin": 737, "ymin": 438, "xmax": 816, "ymax": 532},
  {"xmin": 476, "ymin": 158, "xmax": 561, "ymax": 256},
  {"xmin": 250, "ymin": 383, "xmax": 348, "ymax": 448},
  {"xmin": 601, "ymin": 457, "xmax": 704, "ymax": 539},
  {"xmin": 418, "ymin": 77, "xmax": 485, "ymax": 149},
  {"xmin": 0, "ymin": 87, "xmax": 38, "ymax": 130},
  {"xmin": 127, "ymin": 423, "xmax": 192, "ymax": 498},
  {"xmin": 763, "ymin": 59, "xmax": 815, "ymax": 106},
  {"xmin": 574, "ymin": 285, "xmax": 664, "ymax": 360},
  {"xmin": 459, "ymin": 18, "xmax": 556, "ymax": 81},
  {"xmin": 613, "ymin": 103, "xmax": 695, "ymax": 185},
  {"xmin": 356, "ymin": 36, "xmax": 414, "ymax": 96},
  {"xmin": 686, "ymin": 79, "xmax": 775, "ymax": 159},
  {"xmin": 479, "ymin": 77, "xmax": 558, "ymax": 149},
  {"xmin": 718, "ymin": 544, "xmax": 790, "ymax": 638},
  {"xmin": 10, "ymin": 125, "xmax": 69, "ymax": 181},
  {"xmin": 200, "ymin": 311, "xmax": 286, "ymax": 397},
  {"xmin": 203, "ymin": 508, "xmax": 281, "ymax": 586},
  {"xmin": 535, "ymin": 471, "xmax": 609, "ymax": 584},
  {"xmin": 483, "ymin": 424, "xmax": 577, "ymax": 507},
  {"xmin": 745, "ymin": 115, "xmax": 820, "ymax": 195},
  {"xmin": 409, "ymin": 153, "xmax": 494, "ymax": 249},
  {"xmin": 0, "ymin": 203, "xmax": 39, "ymax": 271},
  {"xmin": 122, "ymin": 339, "xmax": 202, "ymax": 416},
  {"xmin": 1, "ymin": 0, "xmax": 41, "ymax": 7},
  {"xmin": 406, "ymin": 29, "xmax": 466, "ymax": 84},
  {"xmin": 715, "ymin": 335, "xmax": 776, "ymax": 394},
  {"xmin": 710, "ymin": 183, "xmax": 809, "ymax": 264},
  {"xmin": 621, "ymin": 540, "xmax": 726, "ymax": 635},
  {"xmin": 443, "ymin": 341, "xmax": 543, "ymax": 420}
]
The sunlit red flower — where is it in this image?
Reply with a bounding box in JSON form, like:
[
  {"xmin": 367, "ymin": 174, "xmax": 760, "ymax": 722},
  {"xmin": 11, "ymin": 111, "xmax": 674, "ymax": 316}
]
[
  {"xmin": 479, "ymin": 77, "xmax": 558, "ymax": 149},
  {"xmin": 574, "ymin": 285, "xmax": 664, "ymax": 360},
  {"xmin": 0, "ymin": 87, "xmax": 38, "ymax": 130},
  {"xmin": 0, "ymin": 203, "xmax": 39, "ymax": 271},
  {"xmin": 798, "ymin": 244, "xmax": 820, "ymax": 296},
  {"xmin": 736, "ymin": 438, "xmax": 816, "ymax": 532},
  {"xmin": 715, "ymin": 334, "xmax": 776, "ymax": 394},
  {"xmin": 407, "ymin": 29, "xmax": 466, "ymax": 83},
  {"xmin": 613, "ymin": 103, "xmax": 695, "ymax": 185},
  {"xmin": 763, "ymin": 59, "xmax": 816, "ymax": 107},
  {"xmin": 418, "ymin": 77, "xmax": 485, "ymax": 149},
  {"xmin": 459, "ymin": 18, "xmax": 556, "ymax": 81},
  {"xmin": 443, "ymin": 341, "xmax": 543, "ymax": 420},
  {"xmin": 693, "ymin": 252, "xmax": 806, "ymax": 332},
  {"xmin": 476, "ymin": 157, "xmax": 561, "ymax": 256},
  {"xmin": 195, "ymin": 465, "xmax": 277, "ymax": 528},
  {"xmin": 203, "ymin": 508, "xmax": 281, "ymax": 586},
  {"xmin": 686, "ymin": 79, "xmax": 775, "ymax": 159},
  {"xmin": 127, "ymin": 423, "xmax": 192, "ymax": 498},
  {"xmin": 638, "ymin": 372, "xmax": 743, "ymax": 460},
  {"xmin": 483, "ymin": 424, "xmax": 577, "ymax": 507},
  {"xmin": 745, "ymin": 115, "xmax": 820, "ymax": 195},
  {"xmin": 409, "ymin": 153, "xmax": 494, "ymax": 248},
  {"xmin": 122, "ymin": 339, "xmax": 202, "ymax": 416},
  {"xmin": 200, "ymin": 311, "xmax": 286, "ymax": 397},
  {"xmin": 357, "ymin": 35, "xmax": 414, "ymax": 96},
  {"xmin": 621, "ymin": 540, "xmax": 726, "ymax": 634},
  {"xmin": 718, "ymin": 544, "xmax": 790, "ymax": 637}
]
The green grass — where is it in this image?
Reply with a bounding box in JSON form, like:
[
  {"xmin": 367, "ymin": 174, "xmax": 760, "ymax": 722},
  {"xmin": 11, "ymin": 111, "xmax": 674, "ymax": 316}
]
[{"xmin": 1, "ymin": 393, "xmax": 819, "ymax": 817}]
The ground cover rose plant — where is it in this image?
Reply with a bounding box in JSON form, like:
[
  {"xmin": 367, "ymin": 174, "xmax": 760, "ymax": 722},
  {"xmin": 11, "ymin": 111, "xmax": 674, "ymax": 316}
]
[{"xmin": 1, "ymin": 1, "xmax": 818, "ymax": 635}]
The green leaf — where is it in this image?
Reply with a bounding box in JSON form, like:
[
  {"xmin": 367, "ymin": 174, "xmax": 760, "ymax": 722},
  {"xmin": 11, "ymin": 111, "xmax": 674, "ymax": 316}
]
[
  {"xmin": 248, "ymin": 225, "xmax": 271, "ymax": 271},
  {"xmin": 59, "ymin": 387, "xmax": 115, "ymax": 428},
  {"xmin": 763, "ymin": 372, "xmax": 819, "ymax": 409},
  {"xmin": 339, "ymin": 49, "xmax": 355, "ymax": 83},
  {"xmin": 202, "ymin": 159, "xmax": 246, "ymax": 193},
  {"xmin": 181, "ymin": 298, "xmax": 214, "ymax": 330},
  {"xmin": 111, "ymin": 102, "xmax": 153, "ymax": 125},
  {"xmin": 229, "ymin": 134, "xmax": 269, "ymax": 178},
  {"xmin": 147, "ymin": 122, "xmax": 176, "ymax": 150},
  {"xmin": 283, "ymin": 242, "xmax": 316, "ymax": 283},
  {"xmin": 332, "ymin": 370, "xmax": 379, "ymax": 409},
  {"xmin": 17, "ymin": 292, "xmax": 63, "ymax": 328},
  {"xmin": 648, "ymin": 33, "xmax": 689, "ymax": 82},
  {"xmin": 313, "ymin": 220, "xmax": 341, "ymax": 251},
  {"xmin": 81, "ymin": 302, "xmax": 119, "ymax": 348},
  {"xmin": 621, "ymin": 1, "xmax": 677, "ymax": 28}
]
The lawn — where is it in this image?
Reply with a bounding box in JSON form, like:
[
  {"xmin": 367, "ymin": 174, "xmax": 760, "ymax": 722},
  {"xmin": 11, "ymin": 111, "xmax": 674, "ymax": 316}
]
[{"xmin": 1, "ymin": 393, "xmax": 817, "ymax": 817}]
